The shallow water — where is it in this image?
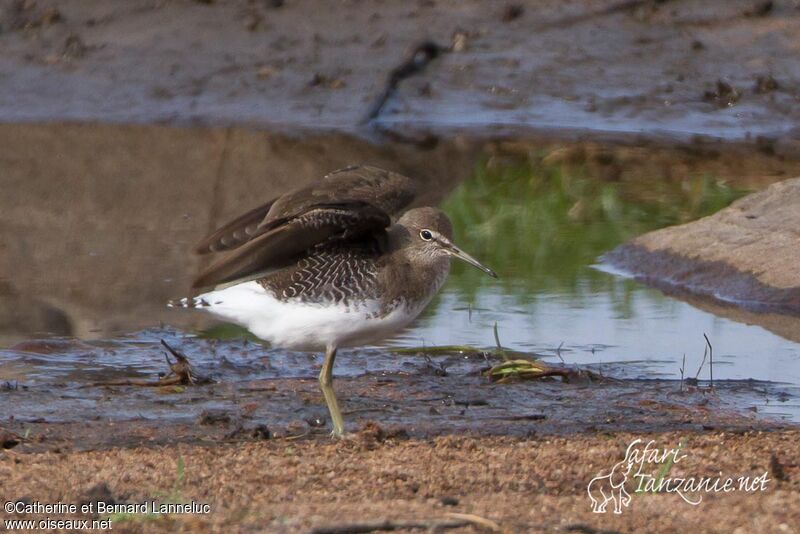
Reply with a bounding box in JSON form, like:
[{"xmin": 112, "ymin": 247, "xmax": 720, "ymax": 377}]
[
  {"xmin": 1, "ymin": 133, "xmax": 799, "ymax": 431},
  {"xmin": 403, "ymin": 160, "xmax": 800, "ymax": 419}
]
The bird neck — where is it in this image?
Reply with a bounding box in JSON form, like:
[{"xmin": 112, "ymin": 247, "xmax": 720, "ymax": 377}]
[{"xmin": 379, "ymin": 233, "xmax": 451, "ymax": 311}]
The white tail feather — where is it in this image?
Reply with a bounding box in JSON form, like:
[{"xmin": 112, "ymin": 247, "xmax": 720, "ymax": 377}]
[{"xmin": 166, "ymin": 296, "xmax": 210, "ymax": 308}]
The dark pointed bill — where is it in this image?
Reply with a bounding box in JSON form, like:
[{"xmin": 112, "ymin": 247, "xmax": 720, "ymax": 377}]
[{"xmin": 446, "ymin": 244, "xmax": 498, "ymax": 278}]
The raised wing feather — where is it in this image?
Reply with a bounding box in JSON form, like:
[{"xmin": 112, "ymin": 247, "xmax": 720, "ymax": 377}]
[
  {"xmin": 191, "ymin": 166, "xmax": 416, "ymax": 290},
  {"xmin": 194, "ymin": 199, "xmax": 276, "ymax": 254},
  {"xmin": 263, "ymin": 165, "xmax": 416, "ymax": 227}
]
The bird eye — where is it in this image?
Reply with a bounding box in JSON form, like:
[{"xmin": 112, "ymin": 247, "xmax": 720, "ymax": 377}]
[{"xmin": 419, "ymin": 229, "xmax": 433, "ymax": 241}]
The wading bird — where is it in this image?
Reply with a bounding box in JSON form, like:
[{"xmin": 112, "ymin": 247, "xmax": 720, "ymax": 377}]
[{"xmin": 170, "ymin": 165, "xmax": 496, "ymax": 437}]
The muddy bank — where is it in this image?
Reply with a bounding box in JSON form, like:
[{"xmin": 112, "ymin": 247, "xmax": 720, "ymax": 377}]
[
  {"xmin": 2, "ymin": 0, "xmax": 800, "ymax": 143},
  {"xmin": 605, "ymin": 177, "xmax": 800, "ymax": 316},
  {"xmin": 5, "ymin": 329, "xmax": 794, "ymax": 452},
  {"xmin": 2, "ymin": 428, "xmax": 798, "ymax": 532},
  {"xmin": 0, "ymin": 363, "xmax": 786, "ymax": 454}
]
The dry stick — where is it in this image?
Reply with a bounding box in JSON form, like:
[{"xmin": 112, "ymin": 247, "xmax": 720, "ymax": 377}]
[
  {"xmin": 310, "ymin": 518, "xmax": 471, "ymax": 534},
  {"xmin": 694, "ymin": 339, "xmax": 707, "ymax": 380},
  {"xmin": 361, "ymin": 40, "xmax": 447, "ymax": 124},
  {"xmin": 79, "ymin": 377, "xmax": 183, "ymax": 389},
  {"xmin": 446, "ymin": 512, "xmax": 502, "ymax": 532},
  {"xmin": 80, "ymin": 340, "xmax": 211, "ymax": 388},
  {"xmin": 535, "ymin": 0, "xmax": 652, "ymax": 31},
  {"xmin": 679, "ymin": 353, "xmax": 686, "ymax": 392},
  {"xmin": 556, "ymin": 341, "xmax": 565, "ymax": 364},
  {"xmin": 703, "ymin": 333, "xmax": 713, "ymax": 388},
  {"xmin": 493, "ymin": 322, "xmax": 509, "ymax": 361}
]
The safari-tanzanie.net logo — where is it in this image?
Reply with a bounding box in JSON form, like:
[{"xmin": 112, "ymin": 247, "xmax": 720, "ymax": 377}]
[{"xmin": 587, "ymin": 438, "xmax": 770, "ymax": 514}]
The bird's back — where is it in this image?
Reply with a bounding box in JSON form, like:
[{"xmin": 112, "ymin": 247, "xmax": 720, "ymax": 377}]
[{"xmin": 190, "ymin": 165, "xmax": 416, "ymax": 290}]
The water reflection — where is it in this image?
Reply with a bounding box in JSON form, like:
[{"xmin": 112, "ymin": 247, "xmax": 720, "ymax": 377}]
[
  {"xmin": 399, "ymin": 157, "xmax": 799, "ymax": 419},
  {"xmin": 442, "ymin": 154, "xmax": 746, "ymax": 295}
]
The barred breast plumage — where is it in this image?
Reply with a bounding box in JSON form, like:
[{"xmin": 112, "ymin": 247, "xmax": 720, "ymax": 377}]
[{"xmin": 260, "ymin": 242, "xmax": 382, "ymax": 307}]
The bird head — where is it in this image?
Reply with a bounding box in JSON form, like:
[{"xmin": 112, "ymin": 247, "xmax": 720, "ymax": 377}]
[{"xmin": 397, "ymin": 207, "xmax": 497, "ymax": 278}]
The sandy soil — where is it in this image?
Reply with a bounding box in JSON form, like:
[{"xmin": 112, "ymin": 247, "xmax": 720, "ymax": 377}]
[{"xmin": 2, "ymin": 427, "xmax": 798, "ymax": 533}]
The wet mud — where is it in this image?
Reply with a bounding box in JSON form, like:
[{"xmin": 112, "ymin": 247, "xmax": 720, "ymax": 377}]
[
  {"xmin": 1, "ymin": 332, "xmax": 794, "ymax": 453},
  {"xmin": 604, "ymin": 245, "xmax": 800, "ymax": 316},
  {"xmin": 3, "ymin": 0, "xmax": 800, "ymax": 145}
]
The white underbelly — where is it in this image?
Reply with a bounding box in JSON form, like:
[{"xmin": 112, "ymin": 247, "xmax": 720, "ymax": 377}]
[{"xmin": 196, "ymin": 281, "xmax": 422, "ymax": 351}]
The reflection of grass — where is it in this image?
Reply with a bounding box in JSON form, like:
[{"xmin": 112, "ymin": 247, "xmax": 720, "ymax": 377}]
[
  {"xmin": 198, "ymin": 324, "xmax": 260, "ymax": 343},
  {"xmin": 443, "ymin": 155, "xmax": 747, "ymax": 297},
  {"xmin": 390, "ymin": 322, "xmax": 534, "ymax": 360}
]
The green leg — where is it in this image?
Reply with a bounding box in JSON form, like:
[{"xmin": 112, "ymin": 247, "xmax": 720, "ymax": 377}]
[{"xmin": 319, "ymin": 345, "xmax": 345, "ymax": 438}]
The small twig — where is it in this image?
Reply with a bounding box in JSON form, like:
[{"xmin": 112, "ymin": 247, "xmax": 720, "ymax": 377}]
[
  {"xmin": 161, "ymin": 339, "xmax": 197, "ymax": 384},
  {"xmin": 704, "ymin": 333, "xmax": 713, "ymax": 389},
  {"xmin": 556, "ymin": 341, "xmax": 565, "ymax": 364},
  {"xmin": 493, "ymin": 322, "xmax": 509, "ymax": 362},
  {"xmin": 342, "ymin": 407, "xmax": 392, "ymax": 416},
  {"xmin": 694, "ymin": 339, "xmax": 708, "ymax": 380},
  {"xmin": 361, "ymin": 40, "xmax": 447, "ymax": 124},
  {"xmin": 679, "ymin": 353, "xmax": 686, "ymax": 392},
  {"xmin": 161, "ymin": 339, "xmax": 188, "ymax": 362},
  {"xmin": 282, "ymin": 431, "xmax": 310, "ymax": 441},
  {"xmin": 446, "ymin": 512, "xmax": 502, "ymax": 532},
  {"xmin": 80, "ymin": 340, "xmax": 211, "ymax": 388},
  {"xmin": 79, "ymin": 377, "xmax": 184, "ymax": 388},
  {"xmin": 310, "ymin": 518, "xmax": 471, "ymax": 534}
]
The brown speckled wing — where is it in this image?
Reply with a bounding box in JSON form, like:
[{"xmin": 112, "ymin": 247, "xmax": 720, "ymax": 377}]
[
  {"xmin": 192, "ymin": 202, "xmax": 390, "ymax": 289},
  {"xmin": 191, "ymin": 165, "xmax": 417, "ymax": 290},
  {"xmin": 194, "ymin": 199, "xmax": 277, "ymax": 254},
  {"xmin": 263, "ymin": 165, "xmax": 416, "ymax": 226}
]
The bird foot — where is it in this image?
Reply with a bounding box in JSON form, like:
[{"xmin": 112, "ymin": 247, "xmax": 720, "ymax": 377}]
[{"xmin": 329, "ymin": 429, "xmax": 354, "ymax": 440}]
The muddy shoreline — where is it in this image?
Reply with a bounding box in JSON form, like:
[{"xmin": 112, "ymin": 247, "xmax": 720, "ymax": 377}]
[
  {"xmin": 2, "ymin": 0, "xmax": 800, "ymax": 143},
  {"xmin": 604, "ymin": 176, "xmax": 800, "ymax": 322},
  {"xmin": 2, "ymin": 368, "xmax": 789, "ymax": 454}
]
